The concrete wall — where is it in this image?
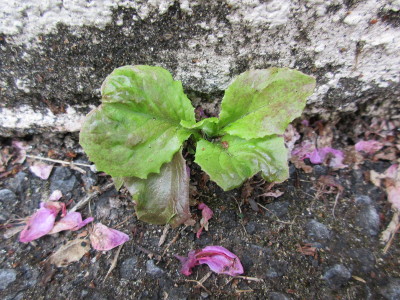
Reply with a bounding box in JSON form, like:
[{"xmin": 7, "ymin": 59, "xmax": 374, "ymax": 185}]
[{"xmin": 1, "ymin": 0, "xmax": 399, "ymax": 135}]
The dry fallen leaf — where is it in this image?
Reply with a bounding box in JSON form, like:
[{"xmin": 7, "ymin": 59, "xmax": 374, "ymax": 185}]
[{"xmin": 49, "ymin": 238, "xmax": 90, "ymax": 267}]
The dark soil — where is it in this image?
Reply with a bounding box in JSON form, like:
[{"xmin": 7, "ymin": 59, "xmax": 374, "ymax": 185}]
[{"xmin": 0, "ymin": 119, "xmax": 399, "ymax": 300}]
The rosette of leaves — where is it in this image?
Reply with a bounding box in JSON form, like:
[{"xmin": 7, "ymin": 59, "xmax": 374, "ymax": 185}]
[{"xmin": 80, "ymin": 65, "xmax": 315, "ymax": 226}]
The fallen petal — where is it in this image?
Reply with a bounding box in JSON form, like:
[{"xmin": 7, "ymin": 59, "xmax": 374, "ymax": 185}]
[
  {"xmin": 309, "ymin": 149, "xmax": 323, "ymax": 164},
  {"xmin": 355, "ymin": 140, "xmax": 384, "ymax": 154},
  {"xmin": 387, "ymin": 186, "xmax": 400, "ymax": 211},
  {"xmin": 29, "ymin": 162, "xmax": 54, "ymax": 180},
  {"xmin": 176, "ymin": 246, "xmax": 244, "ymax": 277},
  {"xmin": 12, "ymin": 140, "xmax": 27, "ymax": 164},
  {"xmin": 175, "ymin": 250, "xmax": 198, "ymax": 276},
  {"xmin": 20, "ymin": 207, "xmax": 58, "ymax": 243},
  {"xmin": 49, "ymin": 190, "xmax": 63, "ymax": 201},
  {"xmin": 49, "ymin": 212, "xmax": 94, "ymax": 234},
  {"xmin": 90, "ymin": 223, "xmax": 129, "ymax": 251},
  {"xmin": 196, "ymin": 203, "xmax": 213, "ymax": 239}
]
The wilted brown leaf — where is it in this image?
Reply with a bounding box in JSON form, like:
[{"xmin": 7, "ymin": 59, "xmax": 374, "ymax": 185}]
[{"xmin": 49, "ymin": 238, "xmax": 90, "ymax": 267}]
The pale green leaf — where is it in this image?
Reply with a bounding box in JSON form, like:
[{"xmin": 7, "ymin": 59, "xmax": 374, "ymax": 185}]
[
  {"xmin": 80, "ymin": 65, "xmax": 195, "ymax": 178},
  {"xmin": 180, "ymin": 117, "xmax": 219, "ymax": 137},
  {"xmin": 195, "ymin": 135, "xmax": 288, "ymax": 191},
  {"xmin": 218, "ymin": 68, "xmax": 315, "ymax": 139},
  {"xmin": 123, "ymin": 151, "xmax": 194, "ymax": 227}
]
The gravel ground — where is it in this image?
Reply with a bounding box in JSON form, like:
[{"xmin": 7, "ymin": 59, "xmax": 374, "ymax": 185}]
[{"xmin": 0, "ymin": 117, "xmax": 399, "ymax": 300}]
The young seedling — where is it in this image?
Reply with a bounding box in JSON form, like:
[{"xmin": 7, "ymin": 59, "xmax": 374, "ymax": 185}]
[{"xmin": 80, "ymin": 65, "xmax": 315, "ymax": 226}]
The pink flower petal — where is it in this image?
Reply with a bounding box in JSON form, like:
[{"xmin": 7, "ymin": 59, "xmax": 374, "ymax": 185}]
[
  {"xmin": 49, "ymin": 212, "xmax": 94, "ymax": 234},
  {"xmin": 319, "ymin": 147, "xmax": 347, "ymax": 169},
  {"xmin": 355, "ymin": 140, "xmax": 384, "ymax": 154},
  {"xmin": 309, "ymin": 149, "xmax": 323, "ymax": 164},
  {"xmin": 385, "ymin": 164, "xmax": 398, "ymax": 179},
  {"xmin": 292, "ymin": 141, "xmax": 315, "ymax": 160},
  {"xmin": 90, "ymin": 223, "xmax": 129, "ymax": 251},
  {"xmin": 176, "ymin": 246, "xmax": 244, "ymax": 277},
  {"xmin": 196, "ymin": 203, "xmax": 213, "ymax": 239},
  {"xmin": 29, "ymin": 162, "xmax": 54, "ymax": 180},
  {"xmin": 49, "ymin": 190, "xmax": 63, "ymax": 201},
  {"xmin": 175, "ymin": 251, "xmax": 198, "ymax": 276},
  {"xmin": 387, "ymin": 185, "xmax": 400, "ymax": 211},
  {"xmin": 12, "ymin": 140, "xmax": 27, "ymax": 164},
  {"xmin": 19, "ymin": 207, "xmax": 58, "ymax": 243},
  {"xmin": 42, "ymin": 201, "xmax": 66, "ymax": 217}
]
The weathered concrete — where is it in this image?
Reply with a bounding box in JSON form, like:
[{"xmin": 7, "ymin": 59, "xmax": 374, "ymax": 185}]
[{"xmin": 1, "ymin": 0, "xmax": 399, "ymax": 135}]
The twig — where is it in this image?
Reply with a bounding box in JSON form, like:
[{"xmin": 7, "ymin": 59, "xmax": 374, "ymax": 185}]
[
  {"xmin": 257, "ymin": 203, "xmax": 294, "ymax": 225},
  {"xmin": 135, "ymin": 245, "xmax": 162, "ymax": 261},
  {"xmin": 233, "ymin": 197, "xmax": 248, "ymax": 235},
  {"xmin": 69, "ymin": 182, "xmax": 114, "ymax": 213},
  {"xmin": 114, "ymin": 215, "xmax": 133, "ymax": 229},
  {"xmin": 332, "ymin": 192, "xmax": 342, "ymax": 218},
  {"xmin": 103, "ymin": 244, "xmax": 123, "ymax": 282},
  {"xmin": 185, "ymin": 272, "xmax": 212, "ymax": 294},
  {"xmin": 26, "ymin": 154, "xmax": 93, "ymax": 168},
  {"xmin": 235, "ymin": 289, "xmax": 254, "ymax": 293},
  {"xmin": 383, "ymin": 223, "xmax": 400, "ymax": 254},
  {"xmin": 162, "ymin": 225, "xmax": 188, "ymax": 256},
  {"xmin": 158, "ymin": 224, "xmax": 171, "ymax": 247},
  {"xmin": 235, "ymin": 275, "xmax": 264, "ymax": 282}
]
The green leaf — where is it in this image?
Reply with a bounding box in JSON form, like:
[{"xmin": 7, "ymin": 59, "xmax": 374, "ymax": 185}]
[
  {"xmin": 181, "ymin": 117, "xmax": 219, "ymax": 137},
  {"xmin": 218, "ymin": 68, "xmax": 316, "ymax": 139},
  {"xmin": 113, "ymin": 177, "xmax": 124, "ymax": 191},
  {"xmin": 195, "ymin": 135, "xmax": 288, "ymax": 191},
  {"xmin": 80, "ymin": 65, "xmax": 196, "ymax": 178},
  {"xmin": 123, "ymin": 151, "xmax": 194, "ymax": 227}
]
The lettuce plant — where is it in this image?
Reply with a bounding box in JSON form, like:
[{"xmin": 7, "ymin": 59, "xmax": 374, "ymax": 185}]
[{"xmin": 80, "ymin": 65, "xmax": 315, "ymax": 226}]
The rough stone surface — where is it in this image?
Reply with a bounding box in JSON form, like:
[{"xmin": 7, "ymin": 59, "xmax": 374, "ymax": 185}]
[
  {"xmin": 306, "ymin": 219, "xmax": 332, "ymax": 242},
  {"xmin": 323, "ymin": 264, "xmax": 352, "ymax": 289},
  {"xmin": 355, "ymin": 204, "xmax": 380, "ymax": 236},
  {"xmin": 269, "ymin": 292, "xmax": 293, "ymax": 300},
  {"xmin": 0, "ymin": 269, "xmax": 17, "ymax": 290},
  {"xmin": 145, "ymin": 260, "xmax": 164, "ymax": 277},
  {"xmin": 119, "ymin": 257, "xmax": 138, "ymax": 280},
  {"xmin": 349, "ymin": 248, "xmax": 376, "ymax": 273},
  {"xmin": 49, "ymin": 166, "xmax": 78, "ymax": 197},
  {"xmin": 1, "ymin": 0, "xmax": 400, "ymax": 135},
  {"xmin": 380, "ymin": 278, "xmax": 400, "ymax": 300},
  {"xmin": 265, "ymin": 201, "xmax": 290, "ymax": 219}
]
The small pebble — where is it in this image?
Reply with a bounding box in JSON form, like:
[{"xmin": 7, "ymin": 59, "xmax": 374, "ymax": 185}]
[
  {"xmin": 146, "ymin": 260, "xmax": 164, "ymax": 277},
  {"xmin": 306, "ymin": 220, "xmax": 331, "ymax": 242},
  {"xmin": 323, "ymin": 264, "xmax": 351, "ymax": 289},
  {"xmin": 0, "ymin": 269, "xmax": 17, "ymax": 290}
]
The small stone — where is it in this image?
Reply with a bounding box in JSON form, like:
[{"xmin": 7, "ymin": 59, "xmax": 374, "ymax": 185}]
[
  {"xmin": 379, "ymin": 278, "xmax": 400, "ymax": 300},
  {"xmin": 146, "ymin": 260, "xmax": 164, "ymax": 277},
  {"xmin": 323, "ymin": 264, "xmax": 351, "ymax": 289},
  {"xmin": 8, "ymin": 171, "xmax": 28, "ymax": 195},
  {"xmin": 306, "ymin": 220, "xmax": 331, "ymax": 242},
  {"xmin": 355, "ymin": 205, "xmax": 380, "ymax": 236},
  {"xmin": 201, "ymin": 291, "xmax": 209, "ymax": 298},
  {"xmin": 0, "ymin": 189, "xmax": 17, "ymax": 206},
  {"xmin": 269, "ymin": 292, "xmax": 293, "ymax": 300},
  {"xmin": 265, "ymin": 260, "xmax": 288, "ymax": 278},
  {"xmin": 349, "ymin": 248, "xmax": 375, "ymax": 273},
  {"xmin": 167, "ymin": 287, "xmax": 189, "ymax": 300},
  {"xmin": 265, "ymin": 201, "xmax": 289, "ymax": 219},
  {"xmin": 313, "ymin": 165, "xmax": 328, "ymax": 177},
  {"xmin": 0, "ymin": 269, "xmax": 17, "ymax": 290},
  {"xmin": 50, "ymin": 167, "xmax": 78, "ymax": 196},
  {"xmin": 245, "ymin": 222, "xmax": 256, "ymax": 234},
  {"xmin": 355, "ymin": 195, "xmax": 372, "ymax": 206},
  {"xmin": 21, "ymin": 267, "xmax": 39, "ymax": 287},
  {"xmin": 120, "ymin": 257, "xmax": 138, "ymax": 280}
]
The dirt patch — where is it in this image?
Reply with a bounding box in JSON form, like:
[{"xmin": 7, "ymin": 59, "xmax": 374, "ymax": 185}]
[{"xmin": 0, "ymin": 116, "xmax": 399, "ymax": 300}]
